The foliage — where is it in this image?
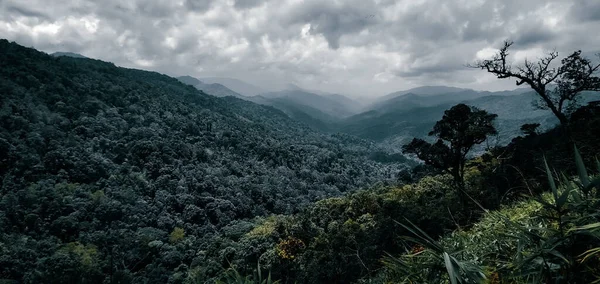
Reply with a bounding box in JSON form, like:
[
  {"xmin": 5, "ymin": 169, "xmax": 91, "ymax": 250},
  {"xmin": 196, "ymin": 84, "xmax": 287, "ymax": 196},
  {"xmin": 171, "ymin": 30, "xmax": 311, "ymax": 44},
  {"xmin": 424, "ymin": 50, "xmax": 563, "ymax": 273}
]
[
  {"xmin": 383, "ymin": 147, "xmax": 600, "ymax": 283},
  {"xmin": 520, "ymin": 123, "xmax": 540, "ymax": 136},
  {"xmin": 275, "ymin": 237, "xmax": 305, "ymax": 260},
  {"xmin": 2, "ymin": 38, "xmax": 600, "ymax": 284},
  {"xmin": 215, "ymin": 264, "xmax": 279, "ymax": 284},
  {"xmin": 403, "ymin": 104, "xmax": 497, "ymax": 203},
  {"xmin": 169, "ymin": 227, "xmax": 185, "ymax": 243},
  {"xmin": 196, "ymin": 173, "xmax": 478, "ymax": 283},
  {"xmin": 0, "ymin": 39, "xmax": 407, "ymax": 283}
]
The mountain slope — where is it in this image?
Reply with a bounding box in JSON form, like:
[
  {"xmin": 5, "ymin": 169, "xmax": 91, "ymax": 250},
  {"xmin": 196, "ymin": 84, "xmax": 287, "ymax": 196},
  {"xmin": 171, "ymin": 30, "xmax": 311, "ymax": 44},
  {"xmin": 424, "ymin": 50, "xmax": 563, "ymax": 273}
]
[
  {"xmin": 0, "ymin": 39, "xmax": 408, "ymax": 283},
  {"xmin": 243, "ymin": 88, "xmax": 362, "ymax": 132},
  {"xmin": 374, "ymin": 86, "xmax": 470, "ymax": 103},
  {"xmin": 177, "ymin": 75, "xmax": 245, "ymax": 98},
  {"xmin": 260, "ymin": 89, "xmax": 361, "ymax": 118},
  {"xmin": 369, "ymin": 88, "xmax": 529, "ymax": 113},
  {"xmin": 51, "ymin": 51, "xmax": 88, "ymax": 59},
  {"xmin": 200, "ymin": 76, "xmax": 267, "ymax": 96}
]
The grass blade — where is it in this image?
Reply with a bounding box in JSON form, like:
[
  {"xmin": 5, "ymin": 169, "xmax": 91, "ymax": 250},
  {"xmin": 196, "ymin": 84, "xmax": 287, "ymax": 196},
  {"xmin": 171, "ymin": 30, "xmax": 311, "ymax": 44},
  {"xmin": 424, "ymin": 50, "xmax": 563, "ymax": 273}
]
[
  {"xmin": 544, "ymin": 156, "xmax": 558, "ymax": 200},
  {"xmin": 574, "ymin": 145, "xmax": 590, "ymax": 188}
]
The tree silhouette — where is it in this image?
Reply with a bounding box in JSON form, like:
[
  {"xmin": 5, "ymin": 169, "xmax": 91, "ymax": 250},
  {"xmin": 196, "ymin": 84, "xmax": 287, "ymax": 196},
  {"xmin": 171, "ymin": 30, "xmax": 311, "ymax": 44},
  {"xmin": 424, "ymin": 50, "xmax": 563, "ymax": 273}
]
[
  {"xmin": 520, "ymin": 123, "xmax": 541, "ymax": 136},
  {"xmin": 403, "ymin": 104, "xmax": 497, "ymax": 201},
  {"xmin": 470, "ymin": 41, "xmax": 600, "ymax": 125}
]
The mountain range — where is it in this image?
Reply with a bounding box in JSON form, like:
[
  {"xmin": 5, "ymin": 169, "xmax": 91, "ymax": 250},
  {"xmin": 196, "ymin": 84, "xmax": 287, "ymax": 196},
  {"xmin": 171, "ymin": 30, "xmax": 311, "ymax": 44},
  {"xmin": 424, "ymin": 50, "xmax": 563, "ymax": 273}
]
[
  {"xmin": 176, "ymin": 75, "xmax": 246, "ymax": 99},
  {"xmin": 49, "ymin": 50, "xmax": 597, "ymax": 153},
  {"xmin": 198, "ymin": 76, "xmax": 267, "ymax": 96},
  {"xmin": 6, "ymin": 40, "xmax": 600, "ymax": 283},
  {"xmin": 173, "ymin": 74, "xmax": 593, "ymax": 150}
]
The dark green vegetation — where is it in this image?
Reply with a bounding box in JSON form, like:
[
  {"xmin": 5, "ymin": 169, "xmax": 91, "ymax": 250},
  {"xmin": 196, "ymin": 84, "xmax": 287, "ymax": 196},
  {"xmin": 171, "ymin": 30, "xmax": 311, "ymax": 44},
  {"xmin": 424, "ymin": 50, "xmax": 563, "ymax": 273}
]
[
  {"xmin": 0, "ymin": 40, "xmax": 409, "ymax": 283},
  {"xmin": 383, "ymin": 147, "xmax": 600, "ymax": 283},
  {"xmin": 192, "ymin": 46, "xmax": 600, "ymax": 282},
  {"xmin": 215, "ymin": 99, "xmax": 600, "ymax": 284},
  {"xmin": 2, "ymin": 37, "xmax": 600, "ymax": 284},
  {"xmin": 403, "ymin": 104, "xmax": 498, "ymax": 202}
]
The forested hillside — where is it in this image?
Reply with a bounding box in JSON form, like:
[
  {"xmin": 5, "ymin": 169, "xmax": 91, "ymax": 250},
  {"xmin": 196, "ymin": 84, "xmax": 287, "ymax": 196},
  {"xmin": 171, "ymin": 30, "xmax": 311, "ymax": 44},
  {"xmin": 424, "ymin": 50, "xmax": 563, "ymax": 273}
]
[
  {"xmin": 0, "ymin": 40, "xmax": 409, "ymax": 283},
  {"xmin": 207, "ymin": 100, "xmax": 600, "ymax": 284}
]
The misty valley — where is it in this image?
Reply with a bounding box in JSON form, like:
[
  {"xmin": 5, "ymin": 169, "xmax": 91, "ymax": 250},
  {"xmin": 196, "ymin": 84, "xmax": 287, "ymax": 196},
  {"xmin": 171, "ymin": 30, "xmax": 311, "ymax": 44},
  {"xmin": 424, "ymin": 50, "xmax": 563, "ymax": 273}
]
[{"xmin": 2, "ymin": 1, "xmax": 600, "ymax": 283}]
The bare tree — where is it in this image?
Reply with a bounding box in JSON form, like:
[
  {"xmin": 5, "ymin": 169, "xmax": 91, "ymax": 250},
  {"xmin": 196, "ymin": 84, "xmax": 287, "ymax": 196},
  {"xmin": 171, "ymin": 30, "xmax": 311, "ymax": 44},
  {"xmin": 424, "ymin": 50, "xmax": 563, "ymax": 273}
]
[{"xmin": 470, "ymin": 41, "xmax": 600, "ymax": 125}]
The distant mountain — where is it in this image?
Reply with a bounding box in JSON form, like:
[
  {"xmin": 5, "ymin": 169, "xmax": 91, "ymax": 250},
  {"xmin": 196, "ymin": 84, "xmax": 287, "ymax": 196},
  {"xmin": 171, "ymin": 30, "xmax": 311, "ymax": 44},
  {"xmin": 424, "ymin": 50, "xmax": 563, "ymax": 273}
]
[
  {"xmin": 339, "ymin": 92, "xmax": 570, "ymax": 150},
  {"xmin": 247, "ymin": 95, "xmax": 338, "ymax": 131},
  {"xmin": 282, "ymin": 83, "xmax": 303, "ymax": 91},
  {"xmin": 177, "ymin": 75, "xmax": 245, "ymax": 98},
  {"xmin": 176, "ymin": 75, "xmax": 202, "ymax": 86},
  {"xmin": 259, "ymin": 89, "xmax": 361, "ymax": 119},
  {"xmin": 50, "ymin": 51, "xmax": 88, "ymax": 59},
  {"xmin": 326, "ymin": 93, "xmax": 364, "ymax": 111},
  {"xmin": 369, "ymin": 88, "xmax": 529, "ymax": 113},
  {"xmin": 200, "ymin": 77, "xmax": 267, "ymax": 96},
  {"xmin": 374, "ymin": 85, "xmax": 529, "ymax": 105},
  {"xmin": 375, "ymin": 86, "xmax": 470, "ymax": 103}
]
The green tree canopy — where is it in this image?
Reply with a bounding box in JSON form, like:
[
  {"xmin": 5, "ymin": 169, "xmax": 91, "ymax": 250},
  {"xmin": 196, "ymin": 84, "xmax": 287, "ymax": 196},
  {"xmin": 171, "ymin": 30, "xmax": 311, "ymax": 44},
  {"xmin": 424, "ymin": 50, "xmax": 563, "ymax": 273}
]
[{"xmin": 402, "ymin": 104, "xmax": 498, "ymax": 193}]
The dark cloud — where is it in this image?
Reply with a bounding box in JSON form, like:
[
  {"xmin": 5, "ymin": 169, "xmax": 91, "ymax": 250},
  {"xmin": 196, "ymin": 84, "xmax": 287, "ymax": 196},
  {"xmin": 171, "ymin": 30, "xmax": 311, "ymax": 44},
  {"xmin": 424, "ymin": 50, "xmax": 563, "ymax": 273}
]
[
  {"xmin": 512, "ymin": 23, "xmax": 557, "ymax": 48},
  {"xmin": 184, "ymin": 0, "xmax": 214, "ymax": 13},
  {"xmin": 135, "ymin": 1, "xmax": 179, "ymax": 18},
  {"xmin": 233, "ymin": 0, "xmax": 264, "ymax": 10},
  {"xmin": 569, "ymin": 0, "xmax": 600, "ymax": 22},
  {"xmin": 284, "ymin": 1, "xmax": 380, "ymax": 49},
  {"xmin": 5, "ymin": 5, "xmax": 50, "ymax": 20},
  {"xmin": 0, "ymin": 0, "xmax": 597, "ymax": 98}
]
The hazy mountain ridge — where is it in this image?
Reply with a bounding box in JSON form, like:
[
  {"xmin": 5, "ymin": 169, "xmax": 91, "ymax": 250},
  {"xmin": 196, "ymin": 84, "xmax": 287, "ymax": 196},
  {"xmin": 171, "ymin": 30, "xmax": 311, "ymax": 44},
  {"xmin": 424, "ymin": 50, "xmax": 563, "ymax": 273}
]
[
  {"xmin": 176, "ymin": 75, "xmax": 246, "ymax": 99},
  {"xmin": 368, "ymin": 87, "xmax": 530, "ymax": 112},
  {"xmin": 260, "ymin": 89, "xmax": 361, "ymax": 118},
  {"xmin": 342, "ymin": 90, "xmax": 600, "ymax": 151},
  {"xmin": 174, "ymin": 74, "xmax": 589, "ymax": 151},
  {"xmin": 199, "ymin": 76, "xmax": 267, "ymax": 96},
  {"xmin": 341, "ymin": 93, "xmax": 550, "ymax": 145}
]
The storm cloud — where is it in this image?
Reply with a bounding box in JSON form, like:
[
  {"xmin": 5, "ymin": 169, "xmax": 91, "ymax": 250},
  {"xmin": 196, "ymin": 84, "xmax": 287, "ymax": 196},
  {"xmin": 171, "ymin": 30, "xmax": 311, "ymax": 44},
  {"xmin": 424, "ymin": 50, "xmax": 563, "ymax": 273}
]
[{"xmin": 1, "ymin": 0, "xmax": 598, "ymax": 98}]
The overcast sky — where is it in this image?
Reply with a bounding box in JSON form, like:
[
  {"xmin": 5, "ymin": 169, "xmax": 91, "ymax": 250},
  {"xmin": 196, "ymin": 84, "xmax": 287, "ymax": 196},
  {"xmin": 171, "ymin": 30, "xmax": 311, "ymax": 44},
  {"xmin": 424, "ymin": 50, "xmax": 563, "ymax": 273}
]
[{"xmin": 1, "ymin": 0, "xmax": 599, "ymax": 98}]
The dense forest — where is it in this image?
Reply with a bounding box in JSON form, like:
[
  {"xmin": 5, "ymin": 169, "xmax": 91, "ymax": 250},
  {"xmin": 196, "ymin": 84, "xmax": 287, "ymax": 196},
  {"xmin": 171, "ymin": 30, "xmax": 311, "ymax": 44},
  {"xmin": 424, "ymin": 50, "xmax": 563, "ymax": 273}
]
[
  {"xmin": 0, "ymin": 40, "xmax": 408, "ymax": 283},
  {"xmin": 2, "ymin": 38, "xmax": 600, "ymax": 284}
]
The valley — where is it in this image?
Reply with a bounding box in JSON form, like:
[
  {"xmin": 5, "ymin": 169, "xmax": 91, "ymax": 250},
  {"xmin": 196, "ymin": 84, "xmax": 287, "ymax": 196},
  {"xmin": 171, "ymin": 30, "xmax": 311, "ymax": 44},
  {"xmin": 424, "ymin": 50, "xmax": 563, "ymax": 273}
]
[
  {"xmin": 178, "ymin": 74, "xmax": 595, "ymax": 153},
  {"xmin": 2, "ymin": 38, "xmax": 600, "ymax": 284},
  {"xmin": 3, "ymin": 0, "xmax": 600, "ymax": 283}
]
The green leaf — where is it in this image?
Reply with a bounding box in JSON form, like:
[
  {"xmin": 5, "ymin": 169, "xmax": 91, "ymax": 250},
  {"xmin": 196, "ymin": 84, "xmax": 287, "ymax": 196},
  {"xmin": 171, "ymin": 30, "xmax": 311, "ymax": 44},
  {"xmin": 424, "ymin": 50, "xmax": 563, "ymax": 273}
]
[
  {"xmin": 557, "ymin": 188, "xmax": 571, "ymax": 209},
  {"xmin": 574, "ymin": 145, "xmax": 590, "ymax": 188},
  {"xmin": 395, "ymin": 218, "xmax": 444, "ymax": 252},
  {"xmin": 547, "ymin": 249, "xmax": 570, "ymax": 265},
  {"xmin": 580, "ymin": 247, "xmax": 600, "ymax": 263},
  {"xmin": 544, "ymin": 156, "xmax": 558, "ymax": 200},
  {"xmin": 588, "ymin": 177, "xmax": 600, "ymax": 193},
  {"xmin": 572, "ymin": 222, "xmax": 600, "ymax": 232},
  {"xmin": 444, "ymin": 252, "xmax": 458, "ymax": 284}
]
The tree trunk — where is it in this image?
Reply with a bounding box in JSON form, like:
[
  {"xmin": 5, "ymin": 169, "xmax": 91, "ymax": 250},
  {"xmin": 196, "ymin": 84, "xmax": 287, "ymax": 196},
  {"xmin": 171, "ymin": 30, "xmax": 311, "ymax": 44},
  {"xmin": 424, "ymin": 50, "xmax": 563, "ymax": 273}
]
[{"xmin": 554, "ymin": 110, "xmax": 569, "ymax": 126}]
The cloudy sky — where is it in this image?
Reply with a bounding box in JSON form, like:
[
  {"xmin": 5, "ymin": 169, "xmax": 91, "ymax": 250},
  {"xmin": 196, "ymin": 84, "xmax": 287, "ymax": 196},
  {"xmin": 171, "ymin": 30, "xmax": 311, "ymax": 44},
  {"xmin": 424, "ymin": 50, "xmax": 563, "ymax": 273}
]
[{"xmin": 1, "ymin": 0, "xmax": 599, "ymax": 98}]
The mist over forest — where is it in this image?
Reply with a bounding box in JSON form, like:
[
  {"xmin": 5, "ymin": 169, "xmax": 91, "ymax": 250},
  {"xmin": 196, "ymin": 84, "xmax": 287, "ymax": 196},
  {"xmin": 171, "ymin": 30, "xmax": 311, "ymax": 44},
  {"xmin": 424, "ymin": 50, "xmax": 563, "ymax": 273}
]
[{"xmin": 2, "ymin": 0, "xmax": 600, "ymax": 283}]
